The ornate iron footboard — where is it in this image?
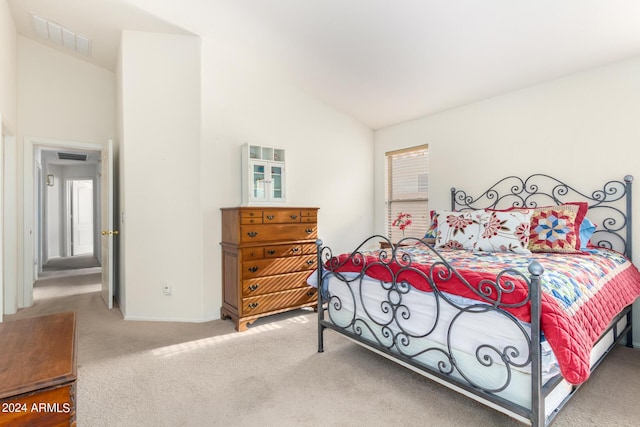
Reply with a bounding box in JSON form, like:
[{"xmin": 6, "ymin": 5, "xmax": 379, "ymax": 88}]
[{"xmin": 315, "ymin": 174, "xmax": 634, "ymax": 427}]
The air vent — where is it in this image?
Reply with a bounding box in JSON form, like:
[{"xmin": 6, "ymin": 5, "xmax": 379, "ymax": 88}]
[
  {"xmin": 32, "ymin": 14, "xmax": 92, "ymax": 57},
  {"xmin": 57, "ymin": 152, "xmax": 88, "ymax": 161}
]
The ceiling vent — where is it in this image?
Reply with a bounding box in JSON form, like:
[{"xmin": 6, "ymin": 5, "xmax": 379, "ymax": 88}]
[
  {"xmin": 57, "ymin": 152, "xmax": 88, "ymax": 162},
  {"xmin": 32, "ymin": 14, "xmax": 91, "ymax": 57}
]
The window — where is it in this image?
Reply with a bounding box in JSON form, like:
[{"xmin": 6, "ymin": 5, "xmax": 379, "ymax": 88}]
[{"xmin": 386, "ymin": 144, "xmax": 429, "ymax": 241}]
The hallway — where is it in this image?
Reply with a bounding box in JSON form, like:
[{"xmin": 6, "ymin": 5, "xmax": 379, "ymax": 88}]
[{"xmin": 34, "ymin": 255, "xmax": 102, "ymax": 301}]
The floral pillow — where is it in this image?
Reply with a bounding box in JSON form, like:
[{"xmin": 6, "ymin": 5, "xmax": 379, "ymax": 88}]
[
  {"xmin": 434, "ymin": 210, "xmax": 482, "ymax": 250},
  {"xmin": 476, "ymin": 210, "xmax": 532, "ymax": 254},
  {"xmin": 509, "ymin": 202, "xmax": 588, "ymax": 253}
]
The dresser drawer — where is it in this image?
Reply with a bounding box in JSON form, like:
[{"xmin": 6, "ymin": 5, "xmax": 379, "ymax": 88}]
[
  {"xmin": 240, "ymin": 210, "xmax": 263, "ymax": 224},
  {"xmin": 242, "ymin": 247, "xmax": 264, "ymax": 260},
  {"xmin": 263, "ymin": 243, "xmax": 303, "ymax": 258},
  {"xmin": 302, "ymin": 243, "xmax": 317, "ymax": 254},
  {"xmin": 242, "ymin": 255, "xmax": 317, "ymax": 279},
  {"xmin": 300, "ymin": 209, "xmax": 317, "ymax": 223},
  {"xmin": 240, "ymin": 224, "xmax": 317, "ymax": 243},
  {"xmin": 242, "ymin": 271, "xmax": 311, "ymax": 297},
  {"xmin": 263, "ymin": 210, "xmax": 302, "ymax": 224},
  {"xmin": 242, "ymin": 287, "xmax": 317, "ymax": 315},
  {"xmin": 240, "ymin": 216, "xmax": 263, "ymax": 225},
  {"xmin": 243, "ymin": 244, "xmax": 313, "ymax": 260}
]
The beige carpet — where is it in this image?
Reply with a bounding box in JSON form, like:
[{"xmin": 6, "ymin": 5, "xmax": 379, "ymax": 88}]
[
  {"xmin": 4, "ymin": 274, "xmax": 640, "ymax": 427},
  {"xmin": 40, "ymin": 254, "xmax": 101, "ymax": 279}
]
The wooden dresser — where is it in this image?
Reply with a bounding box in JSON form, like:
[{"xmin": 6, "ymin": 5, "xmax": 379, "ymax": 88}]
[
  {"xmin": 221, "ymin": 207, "xmax": 319, "ymax": 331},
  {"xmin": 0, "ymin": 312, "xmax": 77, "ymax": 426}
]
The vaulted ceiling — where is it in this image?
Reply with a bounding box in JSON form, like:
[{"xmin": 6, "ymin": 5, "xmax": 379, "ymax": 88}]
[{"xmin": 9, "ymin": 0, "xmax": 640, "ymax": 129}]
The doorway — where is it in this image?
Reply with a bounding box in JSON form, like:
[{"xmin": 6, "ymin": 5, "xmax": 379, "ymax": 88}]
[
  {"xmin": 22, "ymin": 137, "xmax": 111, "ymax": 308},
  {"xmin": 67, "ymin": 178, "xmax": 95, "ymax": 256},
  {"xmin": 38, "ymin": 149, "xmax": 101, "ymax": 301}
]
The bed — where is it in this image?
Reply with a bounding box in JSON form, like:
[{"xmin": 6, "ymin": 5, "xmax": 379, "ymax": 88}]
[{"xmin": 309, "ymin": 174, "xmax": 640, "ymax": 426}]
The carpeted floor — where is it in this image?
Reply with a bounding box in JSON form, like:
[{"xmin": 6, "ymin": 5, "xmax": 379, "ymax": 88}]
[
  {"xmin": 39, "ymin": 254, "xmax": 101, "ymax": 279},
  {"xmin": 4, "ymin": 273, "xmax": 640, "ymax": 427}
]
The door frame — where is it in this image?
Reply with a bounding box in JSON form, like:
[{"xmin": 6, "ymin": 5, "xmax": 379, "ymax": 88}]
[
  {"xmin": 23, "ymin": 137, "xmax": 104, "ymax": 307},
  {"xmin": 3, "ymin": 132, "xmax": 16, "ymax": 317},
  {"xmin": 0, "ymin": 116, "xmax": 4, "ymax": 321}
]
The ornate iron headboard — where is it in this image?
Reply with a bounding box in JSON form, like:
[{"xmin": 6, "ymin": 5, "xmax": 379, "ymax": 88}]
[{"xmin": 450, "ymin": 174, "xmax": 634, "ymax": 260}]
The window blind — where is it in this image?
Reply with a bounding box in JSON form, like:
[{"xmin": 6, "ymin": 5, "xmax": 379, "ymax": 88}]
[{"xmin": 386, "ymin": 145, "xmax": 429, "ymax": 242}]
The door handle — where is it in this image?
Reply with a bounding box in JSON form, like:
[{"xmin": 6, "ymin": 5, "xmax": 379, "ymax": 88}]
[{"xmin": 102, "ymin": 230, "xmax": 120, "ymax": 236}]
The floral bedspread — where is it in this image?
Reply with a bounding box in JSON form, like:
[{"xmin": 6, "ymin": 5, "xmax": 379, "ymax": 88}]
[{"xmin": 327, "ymin": 246, "xmax": 640, "ymax": 384}]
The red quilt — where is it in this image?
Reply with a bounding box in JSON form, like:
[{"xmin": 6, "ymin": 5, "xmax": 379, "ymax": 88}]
[{"xmin": 326, "ymin": 246, "xmax": 640, "ymax": 384}]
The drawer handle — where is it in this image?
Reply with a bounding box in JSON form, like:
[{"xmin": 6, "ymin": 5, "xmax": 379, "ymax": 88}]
[
  {"xmin": 291, "ymin": 247, "xmax": 300, "ymax": 253},
  {"xmin": 266, "ymin": 215, "xmax": 275, "ymax": 220},
  {"xmin": 248, "ymin": 266, "xmax": 259, "ymax": 273},
  {"xmin": 248, "ymin": 302, "xmax": 259, "ymax": 309},
  {"xmin": 307, "ymin": 290, "xmax": 315, "ymax": 297},
  {"xmin": 290, "ymin": 214, "xmax": 298, "ymax": 220},
  {"xmin": 267, "ymin": 249, "xmax": 276, "ymax": 255},
  {"xmin": 306, "ymin": 259, "xmax": 315, "ymax": 266},
  {"xmin": 247, "ymin": 231, "xmax": 258, "ymax": 238},
  {"xmin": 305, "ymin": 228, "xmax": 313, "ymax": 234},
  {"xmin": 248, "ymin": 284, "xmax": 259, "ymax": 291}
]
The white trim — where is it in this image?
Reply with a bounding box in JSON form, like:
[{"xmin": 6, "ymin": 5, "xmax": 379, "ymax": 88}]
[
  {"xmin": 3, "ymin": 134, "xmax": 17, "ymax": 315},
  {"xmin": 123, "ymin": 314, "xmax": 220, "ymax": 323}
]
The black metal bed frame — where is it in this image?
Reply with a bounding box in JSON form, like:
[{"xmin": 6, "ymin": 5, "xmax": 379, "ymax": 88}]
[{"xmin": 316, "ymin": 174, "xmax": 634, "ymax": 426}]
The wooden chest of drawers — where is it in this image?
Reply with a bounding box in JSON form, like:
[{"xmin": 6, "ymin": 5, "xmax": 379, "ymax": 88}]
[
  {"xmin": 221, "ymin": 207, "xmax": 319, "ymax": 331},
  {"xmin": 0, "ymin": 312, "xmax": 77, "ymax": 426}
]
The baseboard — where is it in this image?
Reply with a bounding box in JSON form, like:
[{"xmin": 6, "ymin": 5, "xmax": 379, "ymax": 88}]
[{"xmin": 123, "ymin": 314, "xmax": 219, "ymax": 323}]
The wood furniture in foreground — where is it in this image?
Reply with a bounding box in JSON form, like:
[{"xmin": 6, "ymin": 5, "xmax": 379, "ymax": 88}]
[
  {"xmin": 378, "ymin": 241, "xmax": 411, "ymax": 249},
  {"xmin": 0, "ymin": 311, "xmax": 77, "ymax": 427},
  {"xmin": 221, "ymin": 207, "xmax": 319, "ymax": 331}
]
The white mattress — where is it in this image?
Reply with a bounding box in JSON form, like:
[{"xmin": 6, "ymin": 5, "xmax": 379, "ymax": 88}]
[
  {"xmin": 311, "ymin": 273, "xmax": 560, "ymax": 409},
  {"xmin": 310, "ymin": 270, "xmax": 623, "ymax": 420}
]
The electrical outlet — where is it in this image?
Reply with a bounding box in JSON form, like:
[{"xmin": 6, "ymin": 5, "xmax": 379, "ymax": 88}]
[{"xmin": 163, "ymin": 285, "xmax": 172, "ymax": 296}]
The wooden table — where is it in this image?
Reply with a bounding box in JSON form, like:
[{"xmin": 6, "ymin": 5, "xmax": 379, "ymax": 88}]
[{"xmin": 0, "ymin": 312, "xmax": 77, "ymax": 426}]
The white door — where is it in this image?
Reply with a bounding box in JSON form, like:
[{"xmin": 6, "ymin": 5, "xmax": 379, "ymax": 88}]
[
  {"xmin": 100, "ymin": 140, "xmax": 115, "ymax": 309},
  {"xmin": 71, "ymin": 180, "xmax": 94, "ymax": 255}
]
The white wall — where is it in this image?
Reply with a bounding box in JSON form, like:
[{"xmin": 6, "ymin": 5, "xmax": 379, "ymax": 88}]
[
  {"xmin": 120, "ymin": 0, "xmax": 375, "ymax": 322},
  {"xmin": 16, "ymin": 36, "xmax": 115, "ymax": 307},
  {"xmin": 116, "ymin": 29, "xmax": 371, "ymax": 324},
  {"xmin": 17, "ymin": 37, "xmax": 115, "ymax": 143},
  {"xmin": 9, "ymin": 3, "xmax": 374, "ymax": 324},
  {"xmin": 0, "ymin": 0, "xmax": 16, "ymax": 133},
  {"xmin": 200, "ymin": 40, "xmax": 374, "ymax": 320},
  {"xmin": 120, "ymin": 30, "xmax": 203, "ymax": 321},
  {"xmin": 374, "ymin": 55, "xmax": 640, "ymax": 346},
  {"xmin": 45, "ymin": 163, "xmax": 63, "ymax": 259},
  {"xmin": 0, "ymin": 1, "xmax": 17, "ymax": 319}
]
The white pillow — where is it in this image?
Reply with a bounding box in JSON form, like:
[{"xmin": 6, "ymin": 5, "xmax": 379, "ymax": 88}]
[
  {"xmin": 475, "ymin": 210, "xmax": 532, "ymax": 254},
  {"xmin": 434, "ymin": 210, "xmax": 483, "ymax": 250}
]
